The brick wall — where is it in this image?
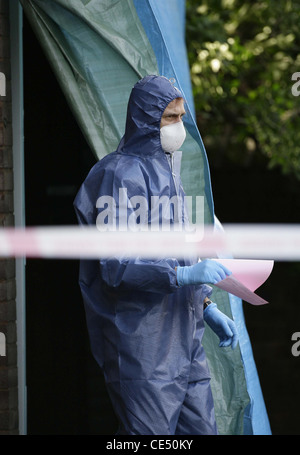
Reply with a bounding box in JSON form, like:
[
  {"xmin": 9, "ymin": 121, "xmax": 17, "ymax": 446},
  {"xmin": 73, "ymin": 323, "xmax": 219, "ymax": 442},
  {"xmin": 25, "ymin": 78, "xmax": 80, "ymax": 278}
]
[{"xmin": 0, "ymin": 0, "xmax": 18, "ymax": 435}]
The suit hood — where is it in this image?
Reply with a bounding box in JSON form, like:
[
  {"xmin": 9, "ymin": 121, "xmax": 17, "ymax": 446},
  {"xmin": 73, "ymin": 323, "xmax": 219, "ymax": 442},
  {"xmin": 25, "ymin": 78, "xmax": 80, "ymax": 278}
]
[{"xmin": 117, "ymin": 75, "xmax": 184, "ymax": 157}]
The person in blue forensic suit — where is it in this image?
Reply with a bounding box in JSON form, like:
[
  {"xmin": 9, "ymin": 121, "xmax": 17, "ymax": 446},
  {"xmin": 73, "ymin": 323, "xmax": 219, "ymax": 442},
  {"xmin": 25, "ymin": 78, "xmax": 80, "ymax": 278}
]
[{"xmin": 74, "ymin": 75, "xmax": 238, "ymax": 435}]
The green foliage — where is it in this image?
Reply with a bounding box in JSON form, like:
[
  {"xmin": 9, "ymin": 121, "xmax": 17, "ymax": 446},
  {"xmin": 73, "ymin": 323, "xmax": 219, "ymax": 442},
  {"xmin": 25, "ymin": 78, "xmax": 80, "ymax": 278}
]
[{"xmin": 185, "ymin": 0, "xmax": 300, "ymax": 178}]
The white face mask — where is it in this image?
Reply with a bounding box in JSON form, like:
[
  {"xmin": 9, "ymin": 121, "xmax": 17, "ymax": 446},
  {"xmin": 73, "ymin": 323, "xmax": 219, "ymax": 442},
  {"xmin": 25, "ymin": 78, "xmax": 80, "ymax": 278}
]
[{"xmin": 160, "ymin": 121, "xmax": 186, "ymax": 153}]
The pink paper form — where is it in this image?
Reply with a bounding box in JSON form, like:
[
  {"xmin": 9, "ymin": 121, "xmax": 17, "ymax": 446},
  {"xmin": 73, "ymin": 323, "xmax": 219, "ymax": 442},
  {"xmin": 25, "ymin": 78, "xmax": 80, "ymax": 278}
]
[{"xmin": 212, "ymin": 259, "xmax": 274, "ymax": 305}]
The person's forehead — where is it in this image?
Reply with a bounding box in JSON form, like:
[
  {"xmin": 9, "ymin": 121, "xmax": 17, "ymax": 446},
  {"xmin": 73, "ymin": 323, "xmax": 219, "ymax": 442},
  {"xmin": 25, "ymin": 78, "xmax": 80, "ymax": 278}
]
[{"xmin": 163, "ymin": 97, "xmax": 185, "ymax": 112}]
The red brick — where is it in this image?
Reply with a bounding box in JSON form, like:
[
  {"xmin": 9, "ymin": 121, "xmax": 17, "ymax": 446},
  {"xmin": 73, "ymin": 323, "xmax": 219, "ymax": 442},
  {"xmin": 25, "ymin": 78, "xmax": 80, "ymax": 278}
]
[
  {"xmin": 0, "ymin": 409, "xmax": 18, "ymax": 430},
  {"xmin": 0, "ymin": 148, "xmax": 13, "ymax": 168},
  {"xmin": 0, "ymin": 301, "xmax": 15, "ymax": 321},
  {"xmin": 0, "ymin": 388, "xmax": 18, "ymax": 410},
  {"xmin": 0, "ymin": 122, "xmax": 12, "ymax": 147},
  {"xmin": 0, "ymin": 101, "xmax": 12, "ymax": 124},
  {"xmin": 0, "ymin": 343, "xmax": 17, "ymax": 367},
  {"xmin": 0, "ymin": 191, "xmax": 13, "ymax": 212},
  {"xmin": 0, "ymin": 366, "xmax": 17, "ymax": 388},
  {"xmin": 0, "ymin": 259, "xmax": 15, "ymax": 279},
  {"xmin": 0, "ymin": 212, "xmax": 14, "ymax": 226},
  {"xmin": 0, "ymin": 279, "xmax": 16, "ymax": 301}
]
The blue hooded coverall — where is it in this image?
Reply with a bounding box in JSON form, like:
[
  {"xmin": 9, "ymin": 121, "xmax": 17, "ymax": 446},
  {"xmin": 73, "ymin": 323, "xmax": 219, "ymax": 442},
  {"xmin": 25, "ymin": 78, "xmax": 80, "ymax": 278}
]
[{"xmin": 74, "ymin": 75, "xmax": 218, "ymax": 435}]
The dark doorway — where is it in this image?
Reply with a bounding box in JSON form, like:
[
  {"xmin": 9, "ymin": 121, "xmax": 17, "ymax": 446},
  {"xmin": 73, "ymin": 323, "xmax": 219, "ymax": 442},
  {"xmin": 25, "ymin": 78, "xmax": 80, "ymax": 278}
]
[{"xmin": 23, "ymin": 15, "xmax": 117, "ymax": 434}]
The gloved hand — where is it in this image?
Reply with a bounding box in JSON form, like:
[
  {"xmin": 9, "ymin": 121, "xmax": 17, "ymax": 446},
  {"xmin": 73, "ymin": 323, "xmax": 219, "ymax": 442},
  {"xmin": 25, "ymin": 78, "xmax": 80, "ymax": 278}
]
[
  {"xmin": 176, "ymin": 259, "xmax": 231, "ymax": 286},
  {"xmin": 203, "ymin": 303, "xmax": 238, "ymax": 349}
]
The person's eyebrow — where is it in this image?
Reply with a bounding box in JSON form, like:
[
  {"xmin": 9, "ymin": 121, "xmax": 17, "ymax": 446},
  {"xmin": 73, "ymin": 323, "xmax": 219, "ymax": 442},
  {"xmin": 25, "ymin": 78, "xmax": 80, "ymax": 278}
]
[{"xmin": 163, "ymin": 110, "xmax": 186, "ymax": 117}]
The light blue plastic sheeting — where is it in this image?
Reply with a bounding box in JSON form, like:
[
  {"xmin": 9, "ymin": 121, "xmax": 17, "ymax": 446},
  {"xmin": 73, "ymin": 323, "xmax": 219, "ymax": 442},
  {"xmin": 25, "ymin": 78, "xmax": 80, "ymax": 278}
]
[
  {"xmin": 133, "ymin": 0, "xmax": 214, "ymax": 219},
  {"xmin": 133, "ymin": 0, "xmax": 271, "ymax": 435}
]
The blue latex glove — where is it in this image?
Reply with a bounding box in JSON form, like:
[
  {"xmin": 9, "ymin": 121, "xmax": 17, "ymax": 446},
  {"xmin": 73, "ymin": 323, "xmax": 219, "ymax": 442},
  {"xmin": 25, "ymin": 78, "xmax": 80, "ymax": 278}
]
[
  {"xmin": 204, "ymin": 303, "xmax": 238, "ymax": 349},
  {"xmin": 176, "ymin": 259, "xmax": 231, "ymax": 286}
]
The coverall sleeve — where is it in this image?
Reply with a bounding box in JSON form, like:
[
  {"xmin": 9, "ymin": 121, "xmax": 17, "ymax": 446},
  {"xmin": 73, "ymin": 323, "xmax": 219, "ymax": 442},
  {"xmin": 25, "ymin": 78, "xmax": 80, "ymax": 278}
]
[{"xmin": 100, "ymin": 257, "xmax": 179, "ymax": 294}]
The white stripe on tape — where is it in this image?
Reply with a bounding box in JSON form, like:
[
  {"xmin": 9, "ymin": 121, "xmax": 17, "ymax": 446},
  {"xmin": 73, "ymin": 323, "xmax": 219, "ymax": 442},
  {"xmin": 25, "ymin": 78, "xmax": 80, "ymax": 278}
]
[{"xmin": 0, "ymin": 224, "xmax": 299, "ymax": 260}]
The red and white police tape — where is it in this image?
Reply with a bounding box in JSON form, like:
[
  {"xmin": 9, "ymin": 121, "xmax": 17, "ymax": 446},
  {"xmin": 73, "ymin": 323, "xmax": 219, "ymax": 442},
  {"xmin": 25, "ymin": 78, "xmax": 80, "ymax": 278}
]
[{"xmin": 0, "ymin": 224, "xmax": 299, "ymax": 260}]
